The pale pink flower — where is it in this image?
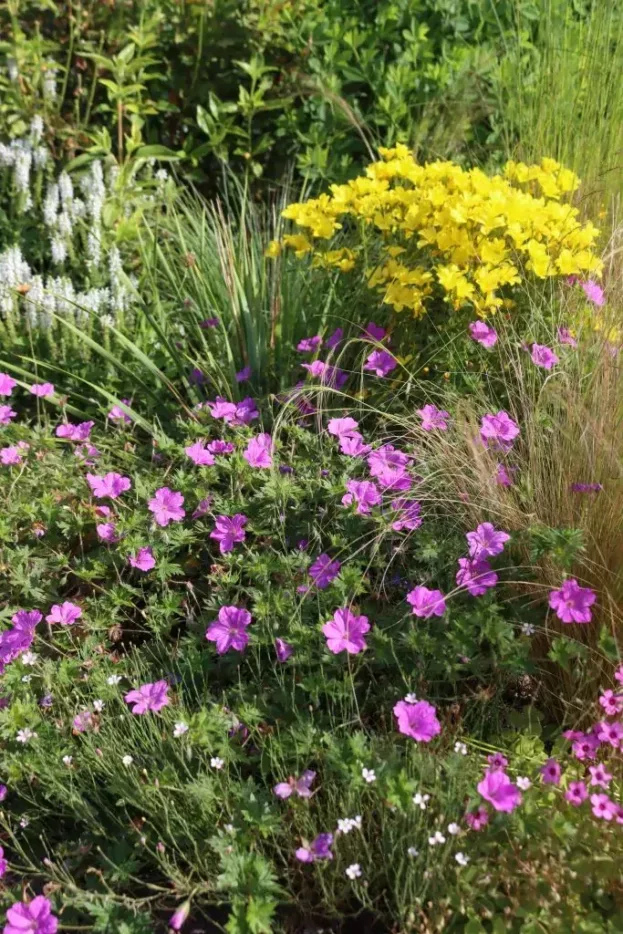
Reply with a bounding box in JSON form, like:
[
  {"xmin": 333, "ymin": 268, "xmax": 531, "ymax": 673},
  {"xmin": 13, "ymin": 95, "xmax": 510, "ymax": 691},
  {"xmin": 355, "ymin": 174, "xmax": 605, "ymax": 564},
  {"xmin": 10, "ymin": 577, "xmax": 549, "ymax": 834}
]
[
  {"xmin": 243, "ymin": 433, "xmax": 273, "ymax": 468},
  {"xmin": 0, "ymin": 373, "xmax": 17, "ymax": 396},
  {"xmin": 125, "ymin": 680, "xmax": 170, "ymax": 714},
  {"xmin": 46, "ymin": 602, "xmax": 82, "ymax": 626},
  {"xmin": 149, "ymin": 487, "xmax": 185, "ymax": 526},
  {"xmin": 86, "ymin": 472, "xmax": 131, "ymax": 499},
  {"xmin": 185, "ymin": 441, "xmax": 216, "ymax": 466},
  {"xmin": 129, "ymin": 547, "xmax": 156, "ymax": 571}
]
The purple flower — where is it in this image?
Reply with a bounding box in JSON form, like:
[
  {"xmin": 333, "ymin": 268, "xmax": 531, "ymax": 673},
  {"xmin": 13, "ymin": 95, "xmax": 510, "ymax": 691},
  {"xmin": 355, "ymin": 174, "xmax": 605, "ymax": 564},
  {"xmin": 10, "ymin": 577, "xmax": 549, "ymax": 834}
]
[
  {"xmin": 572, "ymin": 734, "xmax": 600, "ymax": 761},
  {"xmin": 129, "ymin": 547, "xmax": 156, "ymax": 572},
  {"xmin": 200, "ymin": 317, "xmax": 219, "ymax": 328},
  {"xmin": 185, "ymin": 441, "xmax": 216, "ymax": 466},
  {"xmin": 531, "ymin": 343, "xmax": 559, "ymax": 370},
  {"xmin": 406, "ymin": 585, "xmax": 446, "ymax": 618},
  {"xmin": 169, "ymin": 901, "xmax": 191, "ymax": 932},
  {"xmin": 86, "ymin": 472, "xmax": 132, "ymax": 500},
  {"xmin": 479, "ymin": 411, "xmax": 520, "ymax": 450},
  {"xmin": 73, "ymin": 710, "xmax": 94, "ymax": 733},
  {"xmin": 55, "ymin": 420, "xmax": 94, "ymax": 442},
  {"xmin": 210, "ymin": 514, "xmax": 247, "ymax": 553},
  {"xmin": 0, "ymin": 844, "xmax": 6, "ymax": 878},
  {"xmin": 297, "ymin": 335, "xmax": 322, "ymax": 353},
  {"xmin": 149, "ymin": 487, "xmax": 185, "ymax": 526},
  {"xmin": 456, "ymin": 558, "xmax": 498, "ymax": 596},
  {"xmin": 232, "ymin": 397, "xmax": 259, "ymax": 425},
  {"xmin": 295, "ymin": 832, "xmax": 333, "ymax": 863},
  {"xmin": 108, "ymin": 399, "xmax": 132, "ymax": 423},
  {"xmin": 189, "ymin": 368, "xmax": 205, "ymax": 385},
  {"xmin": 477, "ymin": 769, "xmax": 522, "ymax": 812},
  {"xmin": 275, "ymin": 638, "xmax": 293, "ymax": 662},
  {"xmin": 125, "ymin": 680, "xmax": 170, "ymax": 714},
  {"xmin": 12, "ymin": 610, "xmax": 42, "ymax": 630},
  {"xmin": 243, "ymin": 433, "xmax": 273, "ymax": 468},
  {"xmin": 4, "ymin": 896, "xmax": 58, "ymax": 934},
  {"xmin": 364, "ymin": 322, "xmax": 386, "ymax": 341},
  {"xmin": 417, "ymin": 404, "xmax": 450, "ymax": 431},
  {"xmin": 342, "ymin": 479, "xmax": 381, "ymax": 515},
  {"xmin": 1, "ymin": 445, "xmax": 26, "ymax": 465},
  {"xmin": 326, "ymin": 327, "xmax": 343, "ymax": 350},
  {"xmin": 97, "ymin": 522, "xmax": 118, "ymax": 543},
  {"xmin": 46, "ymin": 602, "xmax": 82, "ymax": 626},
  {"xmin": 208, "ymin": 440, "xmax": 235, "ymax": 455},
  {"xmin": 274, "ymin": 770, "xmax": 316, "ymax": 799},
  {"xmin": 339, "ymin": 433, "xmax": 370, "ymax": 456},
  {"xmin": 206, "ymin": 606, "xmax": 252, "ymax": 654},
  {"xmin": 495, "ymin": 463, "xmax": 515, "ymax": 487},
  {"xmin": 208, "ymin": 397, "xmax": 237, "ymax": 420},
  {"xmin": 393, "ymin": 698, "xmax": 441, "ymax": 742},
  {"xmin": 590, "ymin": 793, "xmax": 617, "ymax": 820},
  {"xmin": 328, "ymin": 417, "xmax": 360, "ymax": 440},
  {"xmin": 0, "ymin": 405, "xmax": 16, "ymax": 425},
  {"xmin": 0, "ymin": 373, "xmax": 17, "ymax": 396},
  {"xmin": 236, "ymin": 365, "xmax": 252, "ymax": 382},
  {"xmin": 487, "ymin": 753, "xmax": 508, "ymax": 770},
  {"xmin": 309, "ymin": 554, "xmax": 341, "ymax": 589},
  {"xmin": 363, "ymin": 349, "xmax": 397, "ymax": 377},
  {"xmin": 589, "ymin": 763, "xmax": 612, "ymax": 788},
  {"xmin": 549, "ymin": 578, "xmax": 596, "ymax": 624},
  {"xmin": 391, "ymin": 498, "xmax": 422, "ymax": 532},
  {"xmin": 0, "ymin": 785, "xmax": 7, "ymax": 802},
  {"xmin": 469, "ymin": 320, "xmax": 497, "ymax": 348},
  {"xmin": 540, "ymin": 758, "xmax": 561, "ymax": 785},
  {"xmin": 466, "ymin": 522, "xmax": 510, "ymax": 559},
  {"xmin": 367, "ymin": 445, "xmax": 411, "ymax": 491},
  {"xmin": 596, "ymin": 720, "xmax": 623, "ymax": 748},
  {"xmin": 565, "ymin": 781, "xmax": 588, "ymax": 806},
  {"xmin": 570, "ymin": 482, "xmax": 602, "ymax": 493},
  {"xmin": 322, "ymin": 608, "xmax": 370, "ymax": 655},
  {"xmin": 0, "ymin": 628, "xmax": 33, "ymax": 664},
  {"xmin": 599, "ymin": 689, "xmax": 623, "ymax": 716},
  {"xmin": 193, "ymin": 497, "xmax": 213, "ymax": 519},
  {"xmin": 75, "ymin": 442, "xmax": 100, "ymax": 464},
  {"xmin": 557, "ymin": 327, "xmax": 577, "ymax": 347},
  {"xmin": 580, "ymin": 280, "xmax": 605, "ymax": 306}
]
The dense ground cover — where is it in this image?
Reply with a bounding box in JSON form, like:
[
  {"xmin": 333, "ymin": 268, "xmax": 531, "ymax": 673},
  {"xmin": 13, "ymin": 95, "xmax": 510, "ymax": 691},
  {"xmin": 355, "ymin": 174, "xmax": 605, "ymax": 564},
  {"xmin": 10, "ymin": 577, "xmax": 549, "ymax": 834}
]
[{"xmin": 1, "ymin": 1, "xmax": 622, "ymax": 932}]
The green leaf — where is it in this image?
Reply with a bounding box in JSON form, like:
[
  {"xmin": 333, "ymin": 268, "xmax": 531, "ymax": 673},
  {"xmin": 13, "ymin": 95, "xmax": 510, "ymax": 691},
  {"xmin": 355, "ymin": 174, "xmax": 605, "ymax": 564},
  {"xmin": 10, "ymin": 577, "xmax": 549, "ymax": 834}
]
[{"xmin": 133, "ymin": 144, "xmax": 184, "ymax": 161}]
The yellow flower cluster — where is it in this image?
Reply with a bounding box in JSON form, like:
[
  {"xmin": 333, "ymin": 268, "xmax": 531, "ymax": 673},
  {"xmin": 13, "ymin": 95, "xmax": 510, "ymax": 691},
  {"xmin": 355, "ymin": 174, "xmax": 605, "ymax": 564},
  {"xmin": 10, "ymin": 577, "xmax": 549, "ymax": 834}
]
[{"xmin": 269, "ymin": 145, "xmax": 602, "ymax": 318}]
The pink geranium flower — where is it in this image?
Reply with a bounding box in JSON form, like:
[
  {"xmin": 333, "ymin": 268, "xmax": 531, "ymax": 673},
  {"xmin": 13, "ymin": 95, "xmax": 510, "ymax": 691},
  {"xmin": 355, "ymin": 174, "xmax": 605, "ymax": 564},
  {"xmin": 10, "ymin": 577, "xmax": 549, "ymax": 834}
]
[
  {"xmin": 55, "ymin": 420, "xmax": 94, "ymax": 442},
  {"xmin": 557, "ymin": 327, "xmax": 577, "ymax": 347},
  {"xmin": 466, "ymin": 522, "xmax": 510, "ymax": 559},
  {"xmin": 549, "ymin": 578, "xmax": 596, "ymax": 624},
  {"xmin": 565, "ymin": 781, "xmax": 588, "ymax": 806},
  {"xmin": 599, "ymin": 689, "xmax": 623, "ymax": 716},
  {"xmin": 86, "ymin": 472, "xmax": 131, "ymax": 500},
  {"xmin": 210, "ymin": 514, "xmax": 247, "ymax": 553},
  {"xmin": 589, "ymin": 763, "xmax": 612, "ymax": 788},
  {"xmin": 391, "ymin": 499, "xmax": 422, "ymax": 532},
  {"xmin": 417, "ymin": 404, "xmax": 450, "ymax": 431},
  {"xmin": 274, "ymin": 770, "xmax": 316, "ymax": 799},
  {"xmin": 297, "ymin": 335, "xmax": 322, "ymax": 353},
  {"xmin": 364, "ymin": 321, "xmax": 386, "ymax": 341},
  {"xmin": 46, "ymin": 602, "xmax": 82, "ymax": 626},
  {"xmin": 590, "ymin": 793, "xmax": 617, "ymax": 820},
  {"xmin": 393, "ymin": 698, "xmax": 441, "ymax": 742},
  {"xmin": 125, "ymin": 680, "xmax": 170, "ymax": 714},
  {"xmin": 185, "ymin": 441, "xmax": 216, "ymax": 466},
  {"xmin": 469, "ymin": 320, "xmax": 497, "ymax": 347},
  {"xmin": 1, "ymin": 445, "xmax": 26, "ymax": 466},
  {"xmin": 0, "ymin": 373, "xmax": 17, "ymax": 396},
  {"xmin": 477, "ymin": 769, "xmax": 522, "ymax": 812},
  {"xmin": 73, "ymin": 710, "xmax": 94, "ymax": 733},
  {"xmin": 12, "ymin": 610, "xmax": 42, "ymax": 630},
  {"xmin": 328, "ymin": 417, "xmax": 360, "ymax": 440},
  {"xmin": 367, "ymin": 445, "xmax": 411, "ymax": 491},
  {"xmin": 29, "ymin": 382, "xmax": 55, "ymax": 398},
  {"xmin": 465, "ymin": 806, "xmax": 489, "ymax": 830},
  {"xmin": 206, "ymin": 606, "xmax": 252, "ymax": 654},
  {"xmin": 479, "ymin": 411, "xmax": 520, "ymax": 450},
  {"xmin": 295, "ymin": 832, "xmax": 333, "ymax": 862},
  {"xmin": 596, "ymin": 720, "xmax": 623, "ymax": 748},
  {"xmin": 456, "ymin": 558, "xmax": 498, "ymax": 596},
  {"xmin": 531, "ymin": 343, "xmax": 559, "ymax": 370},
  {"xmin": 243, "ymin": 433, "xmax": 273, "ymax": 468},
  {"xmin": 4, "ymin": 896, "xmax": 58, "ymax": 934},
  {"xmin": 208, "ymin": 440, "xmax": 235, "ymax": 455},
  {"xmin": 149, "ymin": 487, "xmax": 185, "ymax": 526},
  {"xmin": 97, "ymin": 522, "xmax": 118, "ymax": 543},
  {"xmin": 326, "ymin": 327, "xmax": 343, "ymax": 350},
  {"xmin": 339, "ymin": 433, "xmax": 370, "ymax": 456},
  {"xmin": 540, "ymin": 758, "xmax": 562, "ymax": 785},
  {"xmin": 406, "ymin": 585, "xmax": 446, "ymax": 618},
  {"xmin": 108, "ymin": 400, "xmax": 132, "ymax": 423},
  {"xmin": 363, "ymin": 349, "xmax": 397, "ymax": 377},
  {"xmin": 275, "ymin": 638, "xmax": 293, "ymax": 662},
  {"xmin": 129, "ymin": 547, "xmax": 156, "ymax": 571},
  {"xmin": 342, "ymin": 479, "xmax": 381, "ymax": 515},
  {"xmin": 322, "ymin": 608, "xmax": 370, "ymax": 654},
  {"xmin": 0, "ymin": 405, "xmax": 16, "ymax": 425},
  {"xmin": 580, "ymin": 280, "xmax": 605, "ymax": 306}
]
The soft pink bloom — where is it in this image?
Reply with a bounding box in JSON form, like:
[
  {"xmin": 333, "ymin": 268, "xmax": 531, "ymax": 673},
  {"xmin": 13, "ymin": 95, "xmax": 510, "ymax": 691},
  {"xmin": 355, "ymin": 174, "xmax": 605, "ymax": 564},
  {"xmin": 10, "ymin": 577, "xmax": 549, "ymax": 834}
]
[
  {"xmin": 540, "ymin": 758, "xmax": 562, "ymax": 785},
  {"xmin": 4, "ymin": 896, "xmax": 58, "ymax": 934},
  {"xmin": 207, "ymin": 397, "xmax": 237, "ymax": 420},
  {"xmin": 0, "ymin": 373, "xmax": 17, "ymax": 396},
  {"xmin": 207, "ymin": 396, "xmax": 258, "ymax": 426},
  {"xmin": 86, "ymin": 472, "xmax": 131, "ymax": 500},
  {"xmin": 73, "ymin": 710, "xmax": 94, "ymax": 733},
  {"xmin": 243, "ymin": 433, "xmax": 273, "ymax": 468},
  {"xmin": 596, "ymin": 720, "xmax": 623, "ymax": 748},
  {"xmin": 549, "ymin": 578, "xmax": 596, "ymax": 624},
  {"xmin": 391, "ymin": 498, "xmax": 422, "ymax": 532},
  {"xmin": 339, "ymin": 433, "xmax": 370, "ymax": 456},
  {"xmin": 206, "ymin": 606, "xmax": 252, "ymax": 654},
  {"xmin": 1, "ymin": 445, "xmax": 26, "ymax": 465},
  {"xmin": 565, "ymin": 781, "xmax": 588, "ymax": 806},
  {"xmin": 342, "ymin": 479, "xmax": 382, "ymax": 515},
  {"xmin": 75, "ymin": 442, "xmax": 100, "ymax": 464},
  {"xmin": 456, "ymin": 557, "xmax": 498, "ymax": 596},
  {"xmin": 46, "ymin": 602, "xmax": 82, "ymax": 626},
  {"xmin": 598, "ymin": 689, "xmax": 623, "ymax": 716},
  {"xmin": 169, "ymin": 901, "xmax": 191, "ymax": 932},
  {"xmin": 185, "ymin": 441, "xmax": 216, "ymax": 466},
  {"xmin": 589, "ymin": 763, "xmax": 612, "ymax": 788},
  {"xmin": 557, "ymin": 327, "xmax": 577, "ymax": 347},
  {"xmin": 96, "ymin": 522, "xmax": 118, "ymax": 543},
  {"xmin": 55, "ymin": 420, "xmax": 94, "ymax": 442},
  {"xmin": 295, "ymin": 832, "xmax": 333, "ymax": 862},
  {"xmin": 469, "ymin": 320, "xmax": 497, "ymax": 347},
  {"xmin": 406, "ymin": 585, "xmax": 446, "ymax": 618},
  {"xmin": 480, "ymin": 411, "xmax": 520, "ymax": 450},
  {"xmin": 125, "ymin": 680, "xmax": 170, "ymax": 714},
  {"xmin": 274, "ymin": 770, "xmax": 316, "ymax": 799},
  {"xmin": 322, "ymin": 607, "xmax": 370, "ymax": 654},
  {"xmin": 367, "ymin": 445, "xmax": 411, "ymax": 491},
  {"xmin": 309, "ymin": 554, "xmax": 341, "ymax": 589},
  {"xmin": 0, "ymin": 405, "xmax": 16, "ymax": 425},
  {"xmin": 417, "ymin": 404, "xmax": 450, "ymax": 431},
  {"xmin": 275, "ymin": 638, "xmax": 293, "ymax": 662},
  {"xmin": 465, "ymin": 806, "xmax": 489, "ymax": 831},
  {"xmin": 616, "ymin": 664, "xmax": 623, "ymax": 684},
  {"xmin": 108, "ymin": 400, "xmax": 132, "ymax": 423},
  {"xmin": 149, "ymin": 487, "xmax": 185, "ymax": 526},
  {"xmin": 364, "ymin": 349, "xmax": 397, "ymax": 377},
  {"xmin": 531, "ymin": 343, "xmax": 559, "ymax": 370},
  {"xmin": 28, "ymin": 382, "xmax": 54, "ymax": 397},
  {"xmin": 590, "ymin": 793, "xmax": 617, "ymax": 820},
  {"xmin": 580, "ymin": 280, "xmax": 605, "ymax": 306},
  {"xmin": 129, "ymin": 547, "xmax": 156, "ymax": 572},
  {"xmin": 207, "ymin": 440, "xmax": 235, "ymax": 455},
  {"xmin": 466, "ymin": 522, "xmax": 510, "ymax": 559},
  {"xmin": 328, "ymin": 417, "xmax": 360, "ymax": 440},
  {"xmin": 0, "ymin": 844, "xmax": 6, "ymax": 878},
  {"xmin": 477, "ymin": 769, "xmax": 522, "ymax": 812},
  {"xmin": 192, "ymin": 496, "xmax": 213, "ymax": 519},
  {"xmin": 210, "ymin": 514, "xmax": 247, "ymax": 553},
  {"xmin": 297, "ymin": 335, "xmax": 322, "ymax": 353},
  {"xmin": 393, "ymin": 698, "xmax": 441, "ymax": 742},
  {"xmin": 572, "ymin": 733, "xmax": 601, "ymax": 761},
  {"xmin": 487, "ymin": 753, "xmax": 508, "ymax": 770}
]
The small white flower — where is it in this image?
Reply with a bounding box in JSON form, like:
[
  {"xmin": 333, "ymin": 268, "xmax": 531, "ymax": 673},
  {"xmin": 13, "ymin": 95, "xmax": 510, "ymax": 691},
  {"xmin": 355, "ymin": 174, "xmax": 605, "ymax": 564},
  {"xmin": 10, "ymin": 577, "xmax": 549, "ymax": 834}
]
[
  {"xmin": 405, "ymin": 692, "xmax": 418, "ymax": 704},
  {"xmin": 62, "ymin": 755, "xmax": 73, "ymax": 766},
  {"xmin": 521, "ymin": 622, "xmax": 536, "ymax": 636},
  {"xmin": 224, "ymin": 823, "xmax": 235, "ymax": 834},
  {"xmin": 21, "ymin": 675, "xmax": 32, "ymax": 683},
  {"xmin": 447, "ymin": 822, "xmax": 461, "ymax": 836},
  {"xmin": 107, "ymin": 674, "xmax": 122, "ymax": 685},
  {"xmin": 17, "ymin": 728, "xmax": 36, "ymax": 744},
  {"xmin": 361, "ymin": 767, "xmax": 376, "ymax": 784},
  {"xmin": 22, "ymin": 652, "xmax": 38, "ymax": 666},
  {"xmin": 345, "ymin": 863, "xmax": 362, "ymax": 880},
  {"xmin": 407, "ymin": 846, "xmax": 419, "ymax": 858},
  {"xmin": 19, "ymin": 817, "xmax": 29, "ymax": 828},
  {"xmin": 93, "ymin": 699, "xmax": 105, "ymax": 712},
  {"xmin": 455, "ymin": 851, "xmax": 469, "ymax": 866},
  {"xmin": 412, "ymin": 792, "xmax": 430, "ymax": 810},
  {"xmin": 516, "ymin": 776, "xmax": 532, "ymax": 790},
  {"xmin": 122, "ymin": 755, "xmax": 133, "ymax": 767},
  {"xmin": 338, "ymin": 819, "xmax": 353, "ymax": 834},
  {"xmin": 454, "ymin": 741, "xmax": 468, "ymax": 755},
  {"xmin": 351, "ymin": 814, "xmax": 362, "ymax": 829},
  {"xmin": 211, "ymin": 757, "xmax": 225, "ymax": 770},
  {"xmin": 428, "ymin": 831, "xmax": 446, "ymax": 846},
  {"xmin": 173, "ymin": 721, "xmax": 189, "ymax": 738}
]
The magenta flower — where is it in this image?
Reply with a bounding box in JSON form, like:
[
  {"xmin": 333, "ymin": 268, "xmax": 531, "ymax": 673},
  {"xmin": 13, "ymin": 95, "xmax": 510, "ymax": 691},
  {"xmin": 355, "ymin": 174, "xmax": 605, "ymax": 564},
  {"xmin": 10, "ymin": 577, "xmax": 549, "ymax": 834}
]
[
  {"xmin": 97, "ymin": 522, "xmax": 118, "ymax": 543},
  {"xmin": 125, "ymin": 680, "xmax": 170, "ymax": 714},
  {"xmin": 86, "ymin": 472, "xmax": 131, "ymax": 500},
  {"xmin": 185, "ymin": 441, "xmax": 216, "ymax": 466},
  {"xmin": 0, "ymin": 405, "xmax": 16, "ymax": 425},
  {"xmin": 0, "ymin": 373, "xmax": 17, "ymax": 396},
  {"xmin": 200, "ymin": 317, "xmax": 219, "ymax": 328},
  {"xmin": 12, "ymin": 610, "xmax": 42, "ymax": 630},
  {"xmin": 466, "ymin": 522, "xmax": 510, "ymax": 559},
  {"xmin": 0, "ymin": 844, "xmax": 6, "ymax": 878},
  {"xmin": 192, "ymin": 497, "xmax": 213, "ymax": 519},
  {"xmin": 236, "ymin": 366, "xmax": 252, "ymax": 383},
  {"xmin": 417, "ymin": 404, "xmax": 450, "ymax": 431},
  {"xmin": 570, "ymin": 482, "xmax": 602, "ymax": 493},
  {"xmin": 565, "ymin": 781, "xmax": 588, "ymax": 806},
  {"xmin": 208, "ymin": 397, "xmax": 237, "ymax": 420},
  {"xmin": 1, "ymin": 445, "xmax": 26, "ymax": 466},
  {"xmin": 549, "ymin": 578, "xmax": 596, "ymax": 624},
  {"xmin": 465, "ymin": 806, "xmax": 489, "ymax": 831},
  {"xmin": 275, "ymin": 638, "xmax": 293, "ymax": 662},
  {"xmin": 406, "ymin": 585, "xmax": 446, "ymax": 618},
  {"xmin": 367, "ymin": 445, "xmax": 411, "ymax": 491},
  {"xmin": 456, "ymin": 558, "xmax": 498, "ymax": 596},
  {"xmin": 589, "ymin": 763, "xmax": 612, "ymax": 788},
  {"xmin": 479, "ymin": 411, "xmax": 520, "ymax": 450},
  {"xmin": 495, "ymin": 463, "xmax": 516, "ymax": 487},
  {"xmin": 580, "ymin": 280, "xmax": 605, "ymax": 306},
  {"xmin": 469, "ymin": 320, "xmax": 497, "ymax": 347},
  {"xmin": 326, "ymin": 327, "xmax": 343, "ymax": 350},
  {"xmin": 206, "ymin": 606, "xmax": 252, "ymax": 654},
  {"xmin": 572, "ymin": 733, "xmax": 600, "ymax": 761},
  {"xmin": 364, "ymin": 349, "xmax": 397, "ymax": 377},
  {"xmin": 596, "ymin": 720, "xmax": 623, "ymax": 748},
  {"xmin": 0, "ymin": 628, "xmax": 34, "ymax": 663},
  {"xmin": 244, "ymin": 433, "xmax": 273, "ymax": 468},
  {"xmin": 339, "ymin": 433, "xmax": 370, "ymax": 456},
  {"xmin": 232, "ymin": 397, "xmax": 259, "ymax": 425},
  {"xmin": 297, "ymin": 335, "xmax": 322, "ymax": 353},
  {"xmin": 309, "ymin": 554, "xmax": 341, "ymax": 589},
  {"xmin": 590, "ymin": 793, "xmax": 617, "ymax": 820},
  {"xmin": 208, "ymin": 440, "xmax": 235, "ymax": 455},
  {"xmin": 531, "ymin": 343, "xmax": 559, "ymax": 370},
  {"xmin": 393, "ymin": 698, "xmax": 441, "ymax": 742},
  {"xmin": 129, "ymin": 547, "xmax": 156, "ymax": 572},
  {"xmin": 149, "ymin": 487, "xmax": 185, "ymax": 526},
  {"xmin": 210, "ymin": 514, "xmax": 247, "ymax": 553},
  {"xmin": 540, "ymin": 758, "xmax": 562, "ymax": 785},
  {"xmin": 599, "ymin": 689, "xmax": 623, "ymax": 716},
  {"xmin": 391, "ymin": 499, "xmax": 422, "ymax": 532},
  {"xmin": 322, "ymin": 607, "xmax": 370, "ymax": 654},
  {"xmin": 169, "ymin": 902, "xmax": 191, "ymax": 932},
  {"xmin": 274, "ymin": 770, "xmax": 316, "ymax": 799},
  {"xmin": 487, "ymin": 752, "xmax": 508, "ymax": 770},
  {"xmin": 477, "ymin": 769, "xmax": 522, "ymax": 812},
  {"xmin": 108, "ymin": 400, "xmax": 132, "ymax": 423},
  {"xmin": 46, "ymin": 602, "xmax": 82, "ymax": 626},
  {"xmin": 557, "ymin": 327, "xmax": 577, "ymax": 347},
  {"xmin": 616, "ymin": 665, "xmax": 623, "ymax": 684},
  {"xmin": 364, "ymin": 321, "xmax": 386, "ymax": 341},
  {"xmin": 342, "ymin": 479, "xmax": 382, "ymax": 515},
  {"xmin": 4, "ymin": 896, "xmax": 58, "ymax": 934},
  {"xmin": 295, "ymin": 832, "xmax": 333, "ymax": 863},
  {"xmin": 328, "ymin": 417, "xmax": 360, "ymax": 440},
  {"xmin": 55, "ymin": 420, "xmax": 94, "ymax": 442}
]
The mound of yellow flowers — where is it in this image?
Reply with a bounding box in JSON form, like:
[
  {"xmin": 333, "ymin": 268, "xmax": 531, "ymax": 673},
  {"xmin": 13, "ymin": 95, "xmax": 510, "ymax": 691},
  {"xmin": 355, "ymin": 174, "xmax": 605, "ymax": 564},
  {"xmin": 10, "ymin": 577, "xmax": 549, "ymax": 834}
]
[{"xmin": 268, "ymin": 145, "xmax": 602, "ymax": 318}]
